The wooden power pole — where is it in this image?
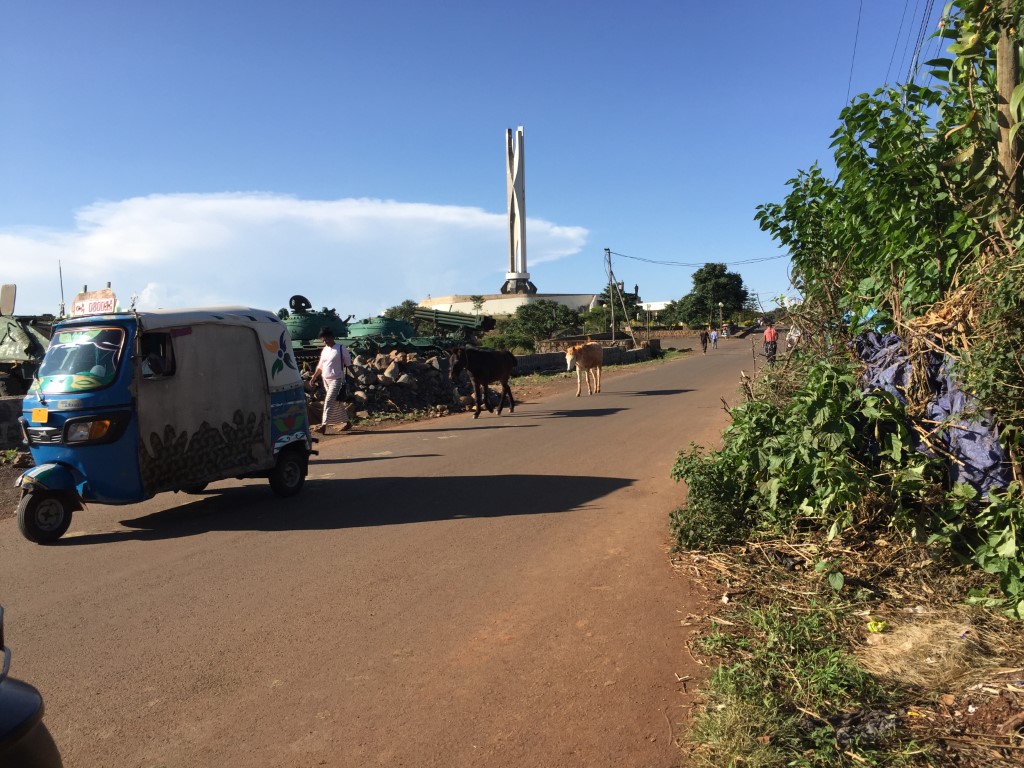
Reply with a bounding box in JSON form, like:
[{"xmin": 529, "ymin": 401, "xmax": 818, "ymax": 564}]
[
  {"xmin": 605, "ymin": 248, "xmax": 615, "ymax": 342},
  {"xmin": 997, "ymin": 0, "xmax": 1021, "ymax": 207}
]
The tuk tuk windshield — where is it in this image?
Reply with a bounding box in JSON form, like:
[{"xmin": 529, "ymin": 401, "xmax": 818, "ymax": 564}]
[{"xmin": 37, "ymin": 326, "xmax": 126, "ymax": 393}]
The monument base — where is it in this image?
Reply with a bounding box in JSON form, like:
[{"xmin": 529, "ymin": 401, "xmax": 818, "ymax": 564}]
[{"xmin": 500, "ymin": 272, "xmax": 537, "ymax": 295}]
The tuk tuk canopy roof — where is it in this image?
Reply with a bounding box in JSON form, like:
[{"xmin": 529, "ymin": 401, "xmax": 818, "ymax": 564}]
[
  {"xmin": 56, "ymin": 306, "xmax": 301, "ymax": 391},
  {"xmin": 136, "ymin": 307, "xmax": 283, "ymax": 331}
]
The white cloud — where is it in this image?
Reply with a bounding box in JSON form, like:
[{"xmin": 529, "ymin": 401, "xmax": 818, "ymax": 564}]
[{"xmin": 2, "ymin": 193, "xmax": 589, "ymax": 318}]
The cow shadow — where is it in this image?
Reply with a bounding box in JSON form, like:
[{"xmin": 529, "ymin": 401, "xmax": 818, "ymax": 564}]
[{"xmin": 53, "ymin": 473, "xmax": 634, "ymax": 545}]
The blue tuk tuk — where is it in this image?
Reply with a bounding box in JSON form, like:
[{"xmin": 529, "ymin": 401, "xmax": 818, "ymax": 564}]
[{"xmin": 15, "ymin": 307, "xmax": 313, "ymax": 543}]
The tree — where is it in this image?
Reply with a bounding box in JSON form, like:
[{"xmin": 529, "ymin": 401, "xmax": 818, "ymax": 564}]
[
  {"xmin": 595, "ymin": 284, "xmax": 643, "ymax": 326},
  {"xmin": 504, "ymin": 300, "xmax": 581, "ymax": 341},
  {"xmin": 665, "ymin": 264, "xmax": 748, "ymax": 327},
  {"xmin": 481, "ymin": 316, "xmax": 535, "ymax": 353},
  {"xmin": 581, "ymin": 305, "xmax": 610, "ymax": 335},
  {"xmin": 382, "ymin": 300, "xmax": 419, "ymax": 324},
  {"xmin": 745, "ymin": 1, "xmax": 1024, "ymax": 616},
  {"xmin": 469, "ymin": 295, "xmax": 485, "ymax": 315}
]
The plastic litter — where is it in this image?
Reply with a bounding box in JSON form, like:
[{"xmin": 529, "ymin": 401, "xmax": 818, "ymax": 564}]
[{"xmin": 855, "ymin": 331, "xmax": 1012, "ymax": 496}]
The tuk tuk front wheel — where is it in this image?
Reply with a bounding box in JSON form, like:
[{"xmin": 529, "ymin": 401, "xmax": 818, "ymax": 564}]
[
  {"xmin": 17, "ymin": 492, "xmax": 74, "ymax": 544},
  {"xmin": 269, "ymin": 449, "xmax": 307, "ymax": 497}
]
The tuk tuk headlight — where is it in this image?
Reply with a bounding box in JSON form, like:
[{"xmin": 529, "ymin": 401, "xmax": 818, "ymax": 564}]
[
  {"xmin": 62, "ymin": 413, "xmax": 129, "ymax": 446},
  {"xmin": 66, "ymin": 420, "xmax": 112, "ymax": 443}
]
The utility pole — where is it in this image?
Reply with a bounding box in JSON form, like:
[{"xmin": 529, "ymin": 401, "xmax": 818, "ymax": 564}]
[
  {"xmin": 605, "ymin": 248, "xmax": 615, "ymax": 342},
  {"xmin": 997, "ymin": 0, "xmax": 1021, "ymax": 206}
]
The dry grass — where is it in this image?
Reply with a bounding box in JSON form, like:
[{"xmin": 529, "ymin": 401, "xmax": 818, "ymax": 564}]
[
  {"xmin": 677, "ymin": 533, "xmax": 1024, "ymax": 767},
  {"xmin": 856, "ymin": 614, "xmax": 1007, "ymax": 693}
]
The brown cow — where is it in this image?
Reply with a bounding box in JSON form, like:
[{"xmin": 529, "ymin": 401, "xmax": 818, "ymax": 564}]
[{"xmin": 565, "ymin": 342, "xmax": 603, "ymax": 396}]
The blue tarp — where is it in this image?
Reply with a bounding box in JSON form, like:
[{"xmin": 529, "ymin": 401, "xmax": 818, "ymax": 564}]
[{"xmin": 855, "ymin": 331, "xmax": 1012, "ymax": 495}]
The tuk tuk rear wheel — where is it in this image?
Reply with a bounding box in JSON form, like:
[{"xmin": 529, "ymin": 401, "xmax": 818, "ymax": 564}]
[
  {"xmin": 269, "ymin": 448, "xmax": 306, "ymax": 497},
  {"xmin": 17, "ymin": 492, "xmax": 74, "ymax": 544}
]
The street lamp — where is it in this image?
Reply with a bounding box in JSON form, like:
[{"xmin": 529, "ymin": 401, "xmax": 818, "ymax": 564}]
[{"xmin": 718, "ymin": 301, "xmax": 724, "ymax": 330}]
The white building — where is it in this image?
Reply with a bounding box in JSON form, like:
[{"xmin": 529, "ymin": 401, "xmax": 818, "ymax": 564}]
[{"xmin": 419, "ymin": 293, "xmax": 599, "ymax": 317}]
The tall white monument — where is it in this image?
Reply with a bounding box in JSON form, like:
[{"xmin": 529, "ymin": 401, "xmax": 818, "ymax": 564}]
[{"xmin": 501, "ymin": 126, "xmax": 537, "ymax": 294}]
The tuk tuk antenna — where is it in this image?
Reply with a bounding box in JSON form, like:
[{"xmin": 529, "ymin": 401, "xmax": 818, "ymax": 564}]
[{"xmin": 58, "ymin": 260, "xmax": 66, "ymax": 318}]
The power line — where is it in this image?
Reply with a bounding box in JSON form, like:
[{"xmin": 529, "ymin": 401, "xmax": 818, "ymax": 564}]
[
  {"xmin": 897, "ymin": 0, "xmax": 925, "ymax": 83},
  {"xmin": 608, "ymin": 250, "xmax": 789, "ymax": 268},
  {"xmin": 846, "ymin": 0, "xmax": 865, "ymax": 104},
  {"xmin": 907, "ymin": 0, "xmax": 937, "ymax": 83},
  {"xmin": 885, "ymin": 0, "xmax": 913, "ymax": 85},
  {"xmin": 922, "ymin": 8, "xmax": 946, "ymax": 84}
]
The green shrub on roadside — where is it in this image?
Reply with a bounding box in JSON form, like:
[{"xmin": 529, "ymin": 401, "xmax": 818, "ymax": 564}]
[
  {"xmin": 931, "ymin": 481, "xmax": 1024, "ymax": 619},
  {"xmin": 669, "ymin": 443, "xmax": 754, "ymax": 549},
  {"xmin": 670, "ymin": 358, "xmax": 939, "ymax": 550}
]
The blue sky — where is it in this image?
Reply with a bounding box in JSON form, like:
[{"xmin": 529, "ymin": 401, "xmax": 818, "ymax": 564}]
[{"xmin": 2, "ymin": 1, "xmax": 948, "ymax": 318}]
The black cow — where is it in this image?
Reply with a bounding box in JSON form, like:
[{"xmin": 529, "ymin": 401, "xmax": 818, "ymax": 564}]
[{"xmin": 448, "ymin": 346, "xmax": 517, "ymax": 418}]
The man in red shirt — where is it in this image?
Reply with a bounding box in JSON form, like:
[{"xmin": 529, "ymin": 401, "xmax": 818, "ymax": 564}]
[{"xmin": 763, "ymin": 322, "xmax": 779, "ymax": 364}]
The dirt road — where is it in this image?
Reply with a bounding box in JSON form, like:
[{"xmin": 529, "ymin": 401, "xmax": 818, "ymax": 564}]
[{"xmin": 0, "ymin": 337, "xmax": 752, "ymax": 767}]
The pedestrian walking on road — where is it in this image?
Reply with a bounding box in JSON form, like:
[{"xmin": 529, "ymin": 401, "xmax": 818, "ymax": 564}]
[
  {"xmin": 763, "ymin": 322, "xmax": 779, "ymax": 364},
  {"xmin": 710, "ymin": 329, "xmax": 718, "ymax": 350},
  {"xmin": 310, "ymin": 326, "xmax": 353, "ymax": 433},
  {"xmin": 699, "ymin": 329, "xmax": 708, "ymax": 354}
]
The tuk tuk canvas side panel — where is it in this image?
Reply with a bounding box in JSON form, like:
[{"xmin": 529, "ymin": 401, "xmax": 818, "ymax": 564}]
[
  {"xmin": 137, "ymin": 324, "xmax": 271, "ymax": 494},
  {"xmin": 270, "ymin": 387, "xmax": 309, "ymax": 454}
]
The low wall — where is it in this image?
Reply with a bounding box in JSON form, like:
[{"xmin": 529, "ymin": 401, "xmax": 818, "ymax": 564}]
[
  {"xmin": 515, "ymin": 345, "xmax": 651, "ymax": 375},
  {"xmin": 0, "ymin": 397, "xmax": 25, "ymax": 450},
  {"xmin": 536, "ymin": 333, "xmax": 692, "ymax": 353}
]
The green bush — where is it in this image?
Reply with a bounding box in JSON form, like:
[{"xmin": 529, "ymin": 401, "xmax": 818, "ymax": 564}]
[
  {"xmin": 669, "ymin": 444, "xmax": 754, "ymax": 549},
  {"xmin": 671, "ymin": 358, "xmax": 939, "ymax": 549},
  {"xmin": 931, "ymin": 481, "xmax": 1024, "ymax": 619}
]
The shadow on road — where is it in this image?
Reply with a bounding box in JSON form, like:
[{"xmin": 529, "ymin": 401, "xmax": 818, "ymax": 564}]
[
  {"xmin": 351, "ymin": 422, "xmax": 539, "ymax": 435},
  {"xmin": 53, "ymin": 473, "xmax": 633, "ymax": 545},
  {"xmin": 618, "ymin": 389, "xmax": 694, "ymax": 397},
  {"xmin": 530, "ymin": 407, "xmax": 627, "ymax": 419},
  {"xmin": 310, "ymin": 454, "xmax": 442, "ymax": 465}
]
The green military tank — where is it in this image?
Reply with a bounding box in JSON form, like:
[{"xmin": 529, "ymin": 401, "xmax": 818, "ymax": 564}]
[
  {"xmin": 281, "ymin": 295, "xmax": 496, "ymax": 361},
  {"xmin": 279, "ymin": 295, "xmax": 351, "ymax": 369},
  {"xmin": 342, "ymin": 316, "xmax": 418, "ymax": 355},
  {"xmin": 341, "ymin": 310, "xmax": 495, "ymax": 356},
  {"xmin": 0, "ymin": 285, "xmax": 52, "ymax": 396}
]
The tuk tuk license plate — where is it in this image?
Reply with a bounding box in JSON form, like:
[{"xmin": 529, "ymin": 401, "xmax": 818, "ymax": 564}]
[{"xmin": 31, "ymin": 408, "xmax": 48, "ymax": 423}]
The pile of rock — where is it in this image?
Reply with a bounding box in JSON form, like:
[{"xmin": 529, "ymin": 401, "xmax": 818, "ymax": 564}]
[{"xmin": 305, "ymin": 350, "xmax": 477, "ymax": 419}]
